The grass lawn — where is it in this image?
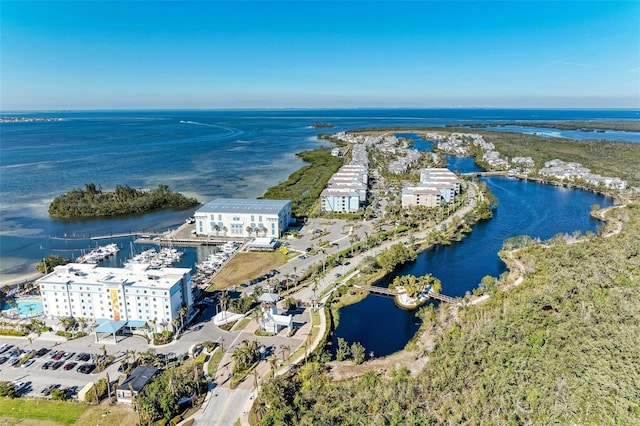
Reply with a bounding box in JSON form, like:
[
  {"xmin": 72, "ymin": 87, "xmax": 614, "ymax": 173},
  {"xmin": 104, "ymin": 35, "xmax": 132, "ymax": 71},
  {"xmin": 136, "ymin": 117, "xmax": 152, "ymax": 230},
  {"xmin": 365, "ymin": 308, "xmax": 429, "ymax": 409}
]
[
  {"xmin": 0, "ymin": 399, "xmax": 88, "ymax": 425},
  {"xmin": 208, "ymin": 251, "xmax": 287, "ymax": 291},
  {"xmin": 207, "ymin": 348, "xmax": 225, "ymax": 378}
]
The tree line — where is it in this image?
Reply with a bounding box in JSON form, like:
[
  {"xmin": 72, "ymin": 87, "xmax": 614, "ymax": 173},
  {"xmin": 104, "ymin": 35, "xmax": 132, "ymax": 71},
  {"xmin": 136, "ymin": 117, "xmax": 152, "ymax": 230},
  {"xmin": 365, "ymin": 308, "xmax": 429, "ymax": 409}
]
[{"xmin": 255, "ymin": 202, "xmax": 640, "ymax": 424}]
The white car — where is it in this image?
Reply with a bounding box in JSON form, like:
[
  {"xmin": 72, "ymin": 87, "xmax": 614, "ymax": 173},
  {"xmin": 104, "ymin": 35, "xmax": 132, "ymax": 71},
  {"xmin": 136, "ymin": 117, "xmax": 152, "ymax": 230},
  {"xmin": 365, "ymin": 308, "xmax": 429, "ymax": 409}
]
[{"xmin": 21, "ymin": 358, "xmax": 35, "ymax": 368}]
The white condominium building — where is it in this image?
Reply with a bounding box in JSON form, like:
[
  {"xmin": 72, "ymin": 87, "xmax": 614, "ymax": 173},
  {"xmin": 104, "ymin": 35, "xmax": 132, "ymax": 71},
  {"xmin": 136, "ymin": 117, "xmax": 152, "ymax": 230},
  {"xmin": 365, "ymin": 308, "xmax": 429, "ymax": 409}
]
[
  {"xmin": 402, "ymin": 168, "xmax": 461, "ymax": 208},
  {"xmin": 320, "ymin": 187, "xmax": 362, "ymax": 213},
  {"xmin": 194, "ymin": 198, "xmax": 291, "ymax": 238},
  {"xmin": 401, "ymin": 186, "xmax": 442, "ymax": 208},
  {"xmin": 38, "ymin": 263, "xmax": 193, "ymax": 325}
]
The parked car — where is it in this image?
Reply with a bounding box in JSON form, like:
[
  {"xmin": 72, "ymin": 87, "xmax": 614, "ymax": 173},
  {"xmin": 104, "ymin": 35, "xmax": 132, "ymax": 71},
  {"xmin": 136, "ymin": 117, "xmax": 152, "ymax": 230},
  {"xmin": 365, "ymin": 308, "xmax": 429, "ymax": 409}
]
[
  {"xmin": 50, "ymin": 360, "xmax": 64, "ymax": 370},
  {"xmin": 0, "ymin": 344, "xmax": 13, "ymax": 354},
  {"xmin": 21, "ymin": 358, "xmax": 35, "ymax": 368},
  {"xmin": 35, "ymin": 347, "xmax": 49, "ymax": 357},
  {"xmin": 41, "ymin": 361, "xmax": 52, "ymax": 370},
  {"xmin": 77, "ymin": 363, "xmax": 96, "ymax": 374},
  {"xmin": 52, "ymin": 351, "xmax": 65, "ymax": 360},
  {"xmin": 61, "ymin": 352, "xmax": 75, "ymax": 361},
  {"xmin": 8, "ymin": 357, "xmax": 20, "ymax": 367},
  {"xmin": 63, "ymin": 361, "xmax": 77, "ymax": 370},
  {"xmin": 41, "ymin": 383, "xmax": 60, "ymax": 396}
]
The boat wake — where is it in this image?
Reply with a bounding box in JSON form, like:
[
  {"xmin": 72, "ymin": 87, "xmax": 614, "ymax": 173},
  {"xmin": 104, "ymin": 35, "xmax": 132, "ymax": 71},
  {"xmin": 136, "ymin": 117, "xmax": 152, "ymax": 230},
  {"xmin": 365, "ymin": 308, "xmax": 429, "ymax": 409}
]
[{"xmin": 179, "ymin": 120, "xmax": 243, "ymax": 139}]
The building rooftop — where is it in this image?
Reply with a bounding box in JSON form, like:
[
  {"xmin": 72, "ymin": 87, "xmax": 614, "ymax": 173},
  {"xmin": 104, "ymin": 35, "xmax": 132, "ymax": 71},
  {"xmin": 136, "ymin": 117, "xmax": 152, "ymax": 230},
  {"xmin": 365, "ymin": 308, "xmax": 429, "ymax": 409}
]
[
  {"xmin": 39, "ymin": 263, "xmax": 191, "ymax": 290},
  {"xmin": 117, "ymin": 365, "xmax": 159, "ymax": 393},
  {"xmin": 196, "ymin": 198, "xmax": 291, "ymax": 215}
]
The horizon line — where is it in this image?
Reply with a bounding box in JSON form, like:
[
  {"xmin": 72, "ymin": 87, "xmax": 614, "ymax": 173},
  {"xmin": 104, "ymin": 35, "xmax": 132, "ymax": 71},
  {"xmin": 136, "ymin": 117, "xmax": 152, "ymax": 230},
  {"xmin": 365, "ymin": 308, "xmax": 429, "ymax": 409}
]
[{"xmin": 2, "ymin": 106, "xmax": 640, "ymax": 114}]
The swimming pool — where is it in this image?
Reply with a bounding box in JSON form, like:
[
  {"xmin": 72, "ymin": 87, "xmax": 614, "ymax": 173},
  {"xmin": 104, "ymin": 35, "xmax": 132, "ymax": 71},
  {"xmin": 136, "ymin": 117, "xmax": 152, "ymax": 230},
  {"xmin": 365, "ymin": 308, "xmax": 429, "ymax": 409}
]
[{"xmin": 1, "ymin": 297, "xmax": 44, "ymax": 317}]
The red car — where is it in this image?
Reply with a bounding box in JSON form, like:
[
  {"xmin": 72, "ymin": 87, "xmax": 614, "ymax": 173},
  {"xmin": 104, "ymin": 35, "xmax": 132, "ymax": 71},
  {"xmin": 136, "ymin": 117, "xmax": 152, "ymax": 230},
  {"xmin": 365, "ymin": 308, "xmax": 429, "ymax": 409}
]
[
  {"xmin": 63, "ymin": 362, "xmax": 77, "ymax": 370},
  {"xmin": 52, "ymin": 351, "xmax": 65, "ymax": 360}
]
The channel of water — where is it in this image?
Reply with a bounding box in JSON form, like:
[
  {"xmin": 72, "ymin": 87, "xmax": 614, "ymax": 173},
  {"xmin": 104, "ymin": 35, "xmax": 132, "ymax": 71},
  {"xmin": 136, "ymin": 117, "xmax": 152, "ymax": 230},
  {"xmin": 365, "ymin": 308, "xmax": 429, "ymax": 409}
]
[{"xmin": 331, "ymin": 135, "xmax": 614, "ymax": 358}]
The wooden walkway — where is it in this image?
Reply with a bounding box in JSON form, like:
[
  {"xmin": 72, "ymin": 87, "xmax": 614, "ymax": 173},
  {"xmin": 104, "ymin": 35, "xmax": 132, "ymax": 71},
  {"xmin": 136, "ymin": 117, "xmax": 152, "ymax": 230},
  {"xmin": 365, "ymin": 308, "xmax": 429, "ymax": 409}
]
[
  {"xmin": 354, "ymin": 285, "xmax": 457, "ymax": 304},
  {"xmin": 50, "ymin": 232, "xmax": 162, "ymax": 241}
]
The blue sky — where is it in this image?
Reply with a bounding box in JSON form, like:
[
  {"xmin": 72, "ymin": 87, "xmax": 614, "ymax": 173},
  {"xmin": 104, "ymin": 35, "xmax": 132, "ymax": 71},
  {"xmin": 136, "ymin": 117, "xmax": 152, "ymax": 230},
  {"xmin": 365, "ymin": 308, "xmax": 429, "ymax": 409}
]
[{"xmin": 1, "ymin": 1, "xmax": 639, "ymax": 109}]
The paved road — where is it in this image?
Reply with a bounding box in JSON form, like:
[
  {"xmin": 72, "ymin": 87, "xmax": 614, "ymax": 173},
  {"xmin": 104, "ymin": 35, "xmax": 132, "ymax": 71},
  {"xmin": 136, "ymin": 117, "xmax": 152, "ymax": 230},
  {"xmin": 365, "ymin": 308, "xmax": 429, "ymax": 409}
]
[{"xmin": 2, "ymin": 182, "xmax": 480, "ymax": 423}]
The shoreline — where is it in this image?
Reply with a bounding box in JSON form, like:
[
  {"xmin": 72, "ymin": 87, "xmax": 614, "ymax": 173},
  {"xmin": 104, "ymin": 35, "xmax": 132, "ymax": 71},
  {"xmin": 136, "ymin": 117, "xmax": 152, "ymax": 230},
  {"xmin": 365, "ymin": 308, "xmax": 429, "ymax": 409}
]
[{"xmin": 0, "ymin": 271, "xmax": 43, "ymax": 288}]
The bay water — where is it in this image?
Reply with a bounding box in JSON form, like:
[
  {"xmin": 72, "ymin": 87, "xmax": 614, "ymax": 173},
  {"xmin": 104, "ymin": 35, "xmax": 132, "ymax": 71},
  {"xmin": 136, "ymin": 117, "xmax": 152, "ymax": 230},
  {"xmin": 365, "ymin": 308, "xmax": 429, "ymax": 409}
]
[{"xmin": 0, "ymin": 109, "xmax": 636, "ymax": 283}]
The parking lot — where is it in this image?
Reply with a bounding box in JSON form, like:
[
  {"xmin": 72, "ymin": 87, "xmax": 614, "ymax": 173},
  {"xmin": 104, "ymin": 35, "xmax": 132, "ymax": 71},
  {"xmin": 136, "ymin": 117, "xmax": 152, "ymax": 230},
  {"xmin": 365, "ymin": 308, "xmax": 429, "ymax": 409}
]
[
  {"xmin": 0, "ymin": 341, "xmax": 129, "ymax": 399},
  {"xmin": 0, "ymin": 217, "xmax": 366, "ymax": 402}
]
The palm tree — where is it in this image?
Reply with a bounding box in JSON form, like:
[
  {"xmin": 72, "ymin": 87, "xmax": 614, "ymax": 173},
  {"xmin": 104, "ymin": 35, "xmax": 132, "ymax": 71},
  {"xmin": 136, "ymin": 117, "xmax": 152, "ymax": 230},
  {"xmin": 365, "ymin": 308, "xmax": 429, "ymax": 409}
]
[
  {"xmin": 219, "ymin": 291, "xmax": 230, "ymax": 323},
  {"xmin": 280, "ymin": 344, "xmax": 291, "ymax": 364},
  {"xmin": 268, "ymin": 356, "xmax": 278, "ymax": 377},
  {"xmin": 252, "ymin": 309, "xmax": 263, "ymax": 329},
  {"xmin": 172, "ymin": 318, "xmax": 180, "ymax": 333},
  {"xmin": 212, "ymin": 224, "xmax": 219, "ymax": 236},
  {"xmin": 177, "ymin": 304, "xmax": 189, "ymax": 332},
  {"xmin": 311, "ymin": 278, "xmax": 319, "ymax": 311},
  {"xmin": 284, "ymin": 274, "xmax": 291, "ymax": 291}
]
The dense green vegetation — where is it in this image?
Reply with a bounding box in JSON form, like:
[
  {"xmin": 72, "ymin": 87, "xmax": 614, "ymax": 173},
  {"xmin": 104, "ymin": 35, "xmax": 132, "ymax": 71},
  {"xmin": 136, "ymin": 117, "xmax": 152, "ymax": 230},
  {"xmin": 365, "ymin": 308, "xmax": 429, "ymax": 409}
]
[
  {"xmin": 454, "ymin": 120, "xmax": 640, "ymax": 132},
  {"xmin": 136, "ymin": 362, "xmax": 207, "ymax": 424},
  {"xmin": 48, "ymin": 183, "xmax": 199, "ymax": 218},
  {"xmin": 256, "ymin": 202, "xmax": 640, "ymax": 424},
  {"xmin": 260, "ymin": 147, "xmax": 344, "ymax": 217},
  {"xmin": 311, "ymin": 122, "xmax": 335, "ymax": 128},
  {"xmin": 37, "ymin": 254, "xmax": 71, "ymax": 273},
  {"xmin": 450, "ymin": 129, "xmax": 640, "ymax": 187}
]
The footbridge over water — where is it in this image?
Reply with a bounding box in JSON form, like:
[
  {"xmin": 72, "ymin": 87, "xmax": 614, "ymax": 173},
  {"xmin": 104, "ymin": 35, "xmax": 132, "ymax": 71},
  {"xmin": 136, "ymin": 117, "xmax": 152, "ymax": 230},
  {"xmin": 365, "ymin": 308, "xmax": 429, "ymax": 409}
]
[
  {"xmin": 460, "ymin": 171, "xmax": 508, "ymax": 178},
  {"xmin": 353, "ymin": 285, "xmax": 458, "ymax": 304}
]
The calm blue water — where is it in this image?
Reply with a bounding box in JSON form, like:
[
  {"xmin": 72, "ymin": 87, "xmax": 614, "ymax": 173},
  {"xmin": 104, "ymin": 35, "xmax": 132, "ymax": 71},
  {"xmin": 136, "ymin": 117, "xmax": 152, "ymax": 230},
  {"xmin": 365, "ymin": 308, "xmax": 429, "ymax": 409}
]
[
  {"xmin": 483, "ymin": 125, "xmax": 640, "ymax": 143},
  {"xmin": 332, "ymin": 177, "xmax": 613, "ymax": 358},
  {"xmin": 331, "ymin": 131, "xmax": 617, "ymax": 357},
  {"xmin": 0, "ymin": 109, "xmax": 637, "ymax": 281}
]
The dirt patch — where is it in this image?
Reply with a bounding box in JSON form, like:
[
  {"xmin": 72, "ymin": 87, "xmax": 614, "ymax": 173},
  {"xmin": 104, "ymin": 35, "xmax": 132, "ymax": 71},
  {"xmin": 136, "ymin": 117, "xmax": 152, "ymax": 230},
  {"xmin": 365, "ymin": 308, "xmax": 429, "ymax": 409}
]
[
  {"xmin": 209, "ymin": 252, "xmax": 287, "ymax": 291},
  {"xmin": 0, "ymin": 419, "xmax": 67, "ymax": 426},
  {"xmin": 74, "ymin": 400, "xmax": 138, "ymax": 426}
]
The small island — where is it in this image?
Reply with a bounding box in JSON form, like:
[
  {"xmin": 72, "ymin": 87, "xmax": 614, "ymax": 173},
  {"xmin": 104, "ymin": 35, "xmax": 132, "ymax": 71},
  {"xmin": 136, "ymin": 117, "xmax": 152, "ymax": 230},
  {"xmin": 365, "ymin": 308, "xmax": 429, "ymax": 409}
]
[
  {"xmin": 311, "ymin": 121, "xmax": 335, "ymax": 128},
  {"xmin": 48, "ymin": 183, "xmax": 199, "ymax": 219}
]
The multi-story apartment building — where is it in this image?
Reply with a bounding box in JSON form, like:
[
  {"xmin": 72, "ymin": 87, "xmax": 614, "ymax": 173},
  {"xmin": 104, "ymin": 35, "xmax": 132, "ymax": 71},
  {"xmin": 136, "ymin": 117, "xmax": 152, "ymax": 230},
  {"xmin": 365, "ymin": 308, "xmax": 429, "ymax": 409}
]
[
  {"xmin": 38, "ymin": 263, "xmax": 192, "ymax": 328},
  {"xmin": 194, "ymin": 198, "xmax": 291, "ymax": 238}
]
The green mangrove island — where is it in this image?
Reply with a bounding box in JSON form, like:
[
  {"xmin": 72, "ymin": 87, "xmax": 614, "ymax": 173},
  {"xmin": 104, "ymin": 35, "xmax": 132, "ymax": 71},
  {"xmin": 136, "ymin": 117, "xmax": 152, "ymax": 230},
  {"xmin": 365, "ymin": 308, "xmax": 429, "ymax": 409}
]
[{"xmin": 48, "ymin": 183, "xmax": 199, "ymax": 219}]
